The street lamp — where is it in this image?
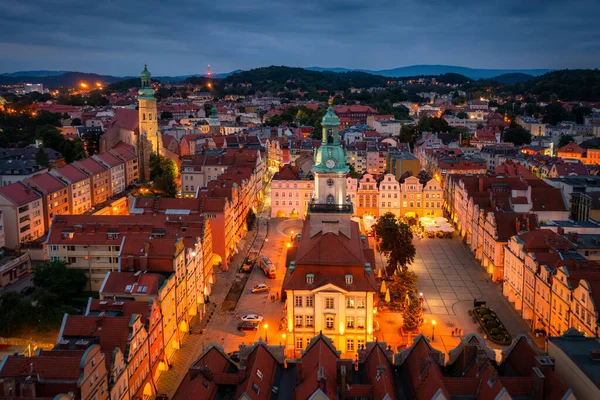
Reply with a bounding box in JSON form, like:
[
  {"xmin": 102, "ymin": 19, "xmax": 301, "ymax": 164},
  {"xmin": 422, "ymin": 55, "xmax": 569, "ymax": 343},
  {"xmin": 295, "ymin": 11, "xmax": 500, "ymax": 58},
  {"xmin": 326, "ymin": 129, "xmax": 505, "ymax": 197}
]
[
  {"xmin": 432, "ymin": 320, "xmax": 437, "ymax": 341},
  {"xmin": 264, "ymin": 323, "xmax": 269, "ymax": 343}
]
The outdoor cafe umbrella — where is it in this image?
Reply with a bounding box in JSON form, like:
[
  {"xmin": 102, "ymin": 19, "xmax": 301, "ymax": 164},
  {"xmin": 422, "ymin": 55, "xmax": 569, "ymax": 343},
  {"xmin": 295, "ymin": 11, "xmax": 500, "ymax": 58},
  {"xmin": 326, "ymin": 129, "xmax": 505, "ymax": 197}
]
[
  {"xmin": 380, "ymin": 280, "xmax": 387, "ymax": 294},
  {"xmin": 385, "ymin": 288, "xmax": 391, "ymax": 303}
]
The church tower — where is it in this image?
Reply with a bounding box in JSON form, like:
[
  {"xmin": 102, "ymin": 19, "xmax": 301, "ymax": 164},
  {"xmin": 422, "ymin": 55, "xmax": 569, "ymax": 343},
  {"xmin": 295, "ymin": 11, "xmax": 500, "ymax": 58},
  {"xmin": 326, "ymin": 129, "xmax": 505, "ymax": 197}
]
[
  {"xmin": 137, "ymin": 65, "xmax": 162, "ymax": 180},
  {"xmin": 208, "ymin": 106, "xmax": 221, "ymax": 135},
  {"xmin": 138, "ymin": 65, "xmax": 161, "ymax": 153}
]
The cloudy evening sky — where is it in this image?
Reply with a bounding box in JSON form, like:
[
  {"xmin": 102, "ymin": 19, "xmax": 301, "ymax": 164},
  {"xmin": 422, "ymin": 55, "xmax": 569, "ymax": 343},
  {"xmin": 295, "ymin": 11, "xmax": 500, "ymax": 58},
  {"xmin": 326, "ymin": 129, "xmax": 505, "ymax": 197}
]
[{"xmin": 1, "ymin": 0, "xmax": 599, "ymax": 76}]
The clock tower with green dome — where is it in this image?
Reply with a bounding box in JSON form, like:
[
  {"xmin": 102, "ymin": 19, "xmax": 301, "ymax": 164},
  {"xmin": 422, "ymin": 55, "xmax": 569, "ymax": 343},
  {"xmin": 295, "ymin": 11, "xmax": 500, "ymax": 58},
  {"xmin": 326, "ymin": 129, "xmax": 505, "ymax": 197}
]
[{"xmin": 309, "ymin": 106, "xmax": 353, "ymax": 218}]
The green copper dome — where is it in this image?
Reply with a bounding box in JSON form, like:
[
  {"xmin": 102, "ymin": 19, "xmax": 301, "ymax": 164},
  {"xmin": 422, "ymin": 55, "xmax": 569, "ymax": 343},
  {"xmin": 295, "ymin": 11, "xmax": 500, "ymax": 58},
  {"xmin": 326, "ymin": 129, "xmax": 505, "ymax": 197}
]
[
  {"xmin": 322, "ymin": 106, "xmax": 340, "ymax": 126},
  {"xmin": 138, "ymin": 64, "xmax": 155, "ymax": 99},
  {"xmin": 140, "ymin": 64, "xmax": 151, "ymax": 79},
  {"xmin": 312, "ymin": 105, "xmax": 348, "ymax": 173}
]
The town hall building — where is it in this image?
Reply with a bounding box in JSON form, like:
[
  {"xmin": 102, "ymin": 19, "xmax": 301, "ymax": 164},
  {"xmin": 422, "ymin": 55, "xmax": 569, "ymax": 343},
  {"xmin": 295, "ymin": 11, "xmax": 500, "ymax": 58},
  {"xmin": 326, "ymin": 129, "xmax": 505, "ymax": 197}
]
[{"xmin": 282, "ymin": 107, "xmax": 378, "ymax": 357}]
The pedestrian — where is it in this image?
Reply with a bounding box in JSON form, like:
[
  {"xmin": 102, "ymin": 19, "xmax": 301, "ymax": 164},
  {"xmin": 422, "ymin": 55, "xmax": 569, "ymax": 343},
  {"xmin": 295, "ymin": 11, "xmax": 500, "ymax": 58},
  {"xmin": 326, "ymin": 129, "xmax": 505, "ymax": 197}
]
[{"xmin": 276, "ymin": 292, "xmax": 279, "ymax": 300}]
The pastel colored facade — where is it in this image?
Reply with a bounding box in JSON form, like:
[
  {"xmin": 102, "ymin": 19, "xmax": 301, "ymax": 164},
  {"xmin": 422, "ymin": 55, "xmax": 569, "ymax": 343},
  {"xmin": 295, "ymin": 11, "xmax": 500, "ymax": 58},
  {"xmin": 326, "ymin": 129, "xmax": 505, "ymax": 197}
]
[
  {"xmin": 387, "ymin": 151, "xmax": 421, "ymax": 181},
  {"xmin": 356, "ymin": 173, "xmax": 379, "ymax": 217},
  {"xmin": 58, "ymin": 314, "xmax": 154, "ymax": 400},
  {"xmin": 73, "ymin": 157, "xmax": 111, "ymax": 206},
  {"xmin": 24, "ymin": 172, "xmax": 70, "ymax": 232},
  {"xmin": 378, "ymin": 173, "xmax": 400, "ymax": 216},
  {"xmin": 109, "ymin": 143, "xmax": 139, "ymax": 187},
  {"xmin": 557, "ymin": 142, "xmax": 586, "ymax": 163},
  {"xmin": 0, "ymin": 182, "xmax": 44, "ymax": 249},
  {"xmin": 399, "ymin": 176, "xmax": 443, "ymax": 220},
  {"xmin": 0, "ymin": 345, "xmax": 109, "ymax": 400},
  {"xmin": 93, "ymin": 151, "xmax": 126, "ymax": 196},
  {"xmin": 50, "ymin": 164, "xmax": 92, "ymax": 215}
]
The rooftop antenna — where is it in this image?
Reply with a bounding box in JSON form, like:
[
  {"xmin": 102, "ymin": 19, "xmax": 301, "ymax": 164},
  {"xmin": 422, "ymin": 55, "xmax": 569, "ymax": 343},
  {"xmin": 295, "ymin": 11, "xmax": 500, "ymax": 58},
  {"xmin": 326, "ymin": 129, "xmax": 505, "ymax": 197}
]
[{"xmin": 207, "ymin": 64, "xmax": 212, "ymax": 78}]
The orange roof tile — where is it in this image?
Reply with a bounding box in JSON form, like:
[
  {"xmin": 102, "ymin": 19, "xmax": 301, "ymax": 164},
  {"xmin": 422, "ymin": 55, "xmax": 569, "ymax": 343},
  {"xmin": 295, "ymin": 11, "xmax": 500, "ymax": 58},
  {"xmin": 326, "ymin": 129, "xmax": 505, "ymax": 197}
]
[{"xmin": 0, "ymin": 181, "xmax": 41, "ymax": 206}]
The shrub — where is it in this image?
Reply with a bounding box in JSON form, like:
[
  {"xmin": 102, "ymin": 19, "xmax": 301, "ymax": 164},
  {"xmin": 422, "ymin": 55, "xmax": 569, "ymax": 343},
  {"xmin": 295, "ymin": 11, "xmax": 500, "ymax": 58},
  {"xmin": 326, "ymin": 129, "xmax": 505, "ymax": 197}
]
[
  {"xmin": 486, "ymin": 320, "xmax": 499, "ymax": 329},
  {"xmin": 477, "ymin": 308, "xmax": 491, "ymax": 315},
  {"xmin": 490, "ymin": 328, "xmax": 501, "ymax": 335}
]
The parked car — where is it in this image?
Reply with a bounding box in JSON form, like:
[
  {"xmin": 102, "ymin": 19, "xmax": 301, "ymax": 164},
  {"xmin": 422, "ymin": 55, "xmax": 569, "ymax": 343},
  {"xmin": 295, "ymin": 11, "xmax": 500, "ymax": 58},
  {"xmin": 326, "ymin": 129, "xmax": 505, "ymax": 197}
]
[
  {"xmin": 20, "ymin": 286, "xmax": 36, "ymax": 296},
  {"xmin": 237, "ymin": 321, "xmax": 259, "ymax": 331},
  {"xmin": 251, "ymin": 283, "xmax": 270, "ymax": 293},
  {"xmin": 240, "ymin": 314, "xmax": 264, "ymax": 323},
  {"xmin": 241, "ymin": 261, "xmax": 253, "ymax": 273}
]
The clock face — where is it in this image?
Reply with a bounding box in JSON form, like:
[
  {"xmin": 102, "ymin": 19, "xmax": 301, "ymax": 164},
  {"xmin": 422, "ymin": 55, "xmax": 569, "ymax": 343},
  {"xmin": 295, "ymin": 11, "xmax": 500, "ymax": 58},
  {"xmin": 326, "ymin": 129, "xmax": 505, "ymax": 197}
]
[{"xmin": 326, "ymin": 159, "xmax": 336, "ymax": 169}]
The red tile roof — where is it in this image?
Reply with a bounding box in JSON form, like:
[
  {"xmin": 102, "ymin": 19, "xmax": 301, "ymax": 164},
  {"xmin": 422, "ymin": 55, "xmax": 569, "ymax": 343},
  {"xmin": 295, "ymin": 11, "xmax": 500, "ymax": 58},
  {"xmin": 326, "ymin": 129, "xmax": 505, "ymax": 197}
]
[
  {"xmin": 74, "ymin": 157, "xmax": 108, "ymax": 175},
  {"xmin": 88, "ymin": 299, "xmax": 152, "ymax": 324},
  {"xmin": 61, "ymin": 315, "xmax": 133, "ymax": 358},
  {"xmin": 110, "ymin": 108, "xmax": 139, "ymax": 132},
  {"xmin": 234, "ymin": 344, "xmax": 278, "ymax": 400},
  {"xmin": 25, "ymin": 172, "xmax": 67, "ymax": 194},
  {"xmin": 557, "ymin": 142, "xmax": 586, "ymax": 155},
  {"xmin": 295, "ymin": 335, "xmax": 339, "ymax": 400},
  {"xmin": 0, "ymin": 181, "xmax": 41, "ymax": 205},
  {"xmin": 0, "ymin": 354, "xmax": 82, "ymax": 381},
  {"xmin": 52, "ymin": 164, "xmax": 89, "ymax": 183},
  {"xmin": 93, "ymin": 151, "xmax": 124, "ymax": 168},
  {"xmin": 99, "ymin": 271, "xmax": 164, "ymax": 297}
]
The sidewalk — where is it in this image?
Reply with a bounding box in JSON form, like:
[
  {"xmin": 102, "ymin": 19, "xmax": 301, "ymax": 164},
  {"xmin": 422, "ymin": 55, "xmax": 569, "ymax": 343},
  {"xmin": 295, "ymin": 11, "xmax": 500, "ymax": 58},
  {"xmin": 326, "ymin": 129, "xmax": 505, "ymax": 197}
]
[{"xmin": 155, "ymin": 214, "xmax": 265, "ymax": 397}]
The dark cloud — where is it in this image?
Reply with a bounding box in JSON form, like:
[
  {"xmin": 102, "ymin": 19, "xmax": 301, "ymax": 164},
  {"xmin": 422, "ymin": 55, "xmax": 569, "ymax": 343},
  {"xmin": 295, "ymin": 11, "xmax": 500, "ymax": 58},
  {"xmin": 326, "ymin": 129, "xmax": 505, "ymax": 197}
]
[{"xmin": 0, "ymin": 0, "xmax": 599, "ymax": 75}]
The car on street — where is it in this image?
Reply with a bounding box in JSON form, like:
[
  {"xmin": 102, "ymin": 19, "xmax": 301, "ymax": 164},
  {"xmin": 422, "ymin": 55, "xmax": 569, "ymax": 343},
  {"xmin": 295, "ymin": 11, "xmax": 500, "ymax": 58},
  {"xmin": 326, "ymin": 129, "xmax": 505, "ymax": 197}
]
[
  {"xmin": 251, "ymin": 283, "xmax": 270, "ymax": 293},
  {"xmin": 237, "ymin": 321, "xmax": 259, "ymax": 331},
  {"xmin": 258, "ymin": 256, "xmax": 276, "ymax": 279},
  {"xmin": 20, "ymin": 286, "xmax": 36, "ymax": 296},
  {"xmin": 240, "ymin": 314, "xmax": 264, "ymax": 323}
]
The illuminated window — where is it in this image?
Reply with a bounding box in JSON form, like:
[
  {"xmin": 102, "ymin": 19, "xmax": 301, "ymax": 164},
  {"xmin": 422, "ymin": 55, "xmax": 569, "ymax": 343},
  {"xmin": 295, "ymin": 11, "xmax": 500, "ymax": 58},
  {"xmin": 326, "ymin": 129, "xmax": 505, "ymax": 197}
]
[
  {"xmin": 325, "ymin": 298, "xmax": 334, "ymax": 309},
  {"xmin": 306, "ymin": 274, "xmax": 314, "ymax": 284},
  {"xmin": 325, "ymin": 316, "xmax": 334, "ymax": 329},
  {"xmin": 357, "ymin": 298, "xmax": 366, "ymax": 308},
  {"xmin": 295, "ymin": 296, "xmax": 303, "ymax": 307},
  {"xmin": 306, "ymin": 296, "xmax": 314, "ymax": 307},
  {"xmin": 305, "ymin": 315, "xmax": 314, "ymax": 327},
  {"xmin": 346, "ymin": 297, "xmax": 355, "ymax": 308},
  {"xmin": 357, "ymin": 317, "xmax": 365, "ymax": 329},
  {"xmin": 345, "ymin": 275, "xmax": 353, "ymax": 284},
  {"xmin": 346, "ymin": 339, "xmax": 355, "ymax": 351},
  {"xmin": 346, "ymin": 317, "xmax": 355, "ymax": 328},
  {"xmin": 295, "ymin": 315, "xmax": 303, "ymax": 327}
]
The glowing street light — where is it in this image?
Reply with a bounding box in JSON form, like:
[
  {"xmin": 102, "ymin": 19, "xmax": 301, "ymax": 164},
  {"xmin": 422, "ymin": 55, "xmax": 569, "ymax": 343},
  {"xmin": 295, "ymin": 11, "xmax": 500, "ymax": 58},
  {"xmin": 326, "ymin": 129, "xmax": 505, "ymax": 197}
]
[
  {"xmin": 286, "ymin": 242, "xmax": 291, "ymax": 248},
  {"xmin": 263, "ymin": 323, "xmax": 269, "ymax": 343},
  {"xmin": 80, "ymin": 82, "xmax": 88, "ymax": 89},
  {"xmin": 432, "ymin": 320, "xmax": 437, "ymax": 341}
]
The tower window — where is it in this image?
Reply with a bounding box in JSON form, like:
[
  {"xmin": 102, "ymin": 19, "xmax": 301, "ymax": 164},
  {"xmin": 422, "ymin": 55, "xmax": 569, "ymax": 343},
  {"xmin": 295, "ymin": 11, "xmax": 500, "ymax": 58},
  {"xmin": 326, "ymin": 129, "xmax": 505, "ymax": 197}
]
[
  {"xmin": 326, "ymin": 195, "xmax": 334, "ymax": 204},
  {"xmin": 149, "ymin": 114, "xmax": 152, "ymax": 120},
  {"xmin": 142, "ymin": 113, "xmax": 146, "ymax": 121},
  {"xmin": 327, "ymin": 179, "xmax": 334, "ymax": 187}
]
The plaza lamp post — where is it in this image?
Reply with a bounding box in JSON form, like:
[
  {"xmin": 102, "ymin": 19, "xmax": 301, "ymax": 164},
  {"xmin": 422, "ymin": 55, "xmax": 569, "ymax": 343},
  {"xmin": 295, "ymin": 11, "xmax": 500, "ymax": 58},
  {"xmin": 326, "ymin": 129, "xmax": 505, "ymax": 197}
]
[
  {"xmin": 264, "ymin": 323, "xmax": 269, "ymax": 343},
  {"xmin": 432, "ymin": 320, "xmax": 437, "ymax": 341}
]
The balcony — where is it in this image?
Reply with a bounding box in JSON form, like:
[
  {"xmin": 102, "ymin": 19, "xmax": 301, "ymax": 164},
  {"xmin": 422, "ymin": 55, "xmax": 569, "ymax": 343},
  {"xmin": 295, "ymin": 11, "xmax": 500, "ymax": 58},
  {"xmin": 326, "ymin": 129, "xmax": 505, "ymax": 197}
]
[{"xmin": 308, "ymin": 199, "xmax": 353, "ymax": 214}]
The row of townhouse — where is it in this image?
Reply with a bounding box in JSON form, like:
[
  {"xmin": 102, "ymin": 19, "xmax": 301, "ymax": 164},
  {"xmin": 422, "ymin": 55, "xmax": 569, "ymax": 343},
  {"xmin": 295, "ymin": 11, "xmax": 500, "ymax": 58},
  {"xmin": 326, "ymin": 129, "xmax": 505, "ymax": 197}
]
[
  {"xmin": 179, "ymin": 148, "xmax": 264, "ymax": 198},
  {"xmin": 447, "ymin": 173, "xmax": 569, "ymax": 281},
  {"xmin": 0, "ymin": 143, "xmax": 138, "ymax": 249},
  {"xmin": 503, "ymin": 228, "xmax": 600, "ymax": 338},
  {"xmin": 171, "ymin": 332, "xmax": 575, "ymax": 400},
  {"xmin": 45, "ymin": 213, "xmax": 215, "ymax": 298},
  {"xmin": 270, "ymin": 166, "xmax": 444, "ymax": 220}
]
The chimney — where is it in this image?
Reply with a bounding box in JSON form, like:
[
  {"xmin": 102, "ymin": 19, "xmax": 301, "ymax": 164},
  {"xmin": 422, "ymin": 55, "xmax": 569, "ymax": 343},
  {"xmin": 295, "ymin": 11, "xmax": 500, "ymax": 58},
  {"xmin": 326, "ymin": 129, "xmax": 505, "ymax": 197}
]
[
  {"xmin": 568, "ymin": 232, "xmax": 578, "ymax": 244},
  {"xmin": 317, "ymin": 366, "xmax": 326, "ymax": 392},
  {"xmin": 525, "ymin": 217, "xmax": 531, "ymax": 231},
  {"xmin": 532, "ymin": 367, "xmax": 545, "ymax": 400},
  {"xmin": 515, "ymin": 217, "xmax": 521, "ymax": 233}
]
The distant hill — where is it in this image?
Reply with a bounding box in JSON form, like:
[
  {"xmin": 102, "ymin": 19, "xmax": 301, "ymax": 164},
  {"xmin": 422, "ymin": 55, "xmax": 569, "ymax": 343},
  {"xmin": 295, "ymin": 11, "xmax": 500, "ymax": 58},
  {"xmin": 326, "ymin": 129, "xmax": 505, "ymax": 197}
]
[
  {"xmin": 489, "ymin": 73, "xmax": 535, "ymax": 84},
  {"xmin": 0, "ymin": 70, "xmax": 71, "ymax": 77},
  {"xmin": 515, "ymin": 69, "xmax": 600, "ymax": 101},
  {"xmin": 307, "ymin": 65, "xmax": 552, "ymax": 80},
  {"xmin": 0, "ymin": 72, "xmax": 123, "ymax": 87}
]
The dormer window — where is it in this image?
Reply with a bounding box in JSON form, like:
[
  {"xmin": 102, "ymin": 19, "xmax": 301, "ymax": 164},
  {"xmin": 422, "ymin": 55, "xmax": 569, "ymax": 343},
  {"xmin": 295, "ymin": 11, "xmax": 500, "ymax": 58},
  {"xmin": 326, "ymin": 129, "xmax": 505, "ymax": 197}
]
[
  {"xmin": 306, "ymin": 274, "xmax": 314, "ymax": 284},
  {"xmin": 345, "ymin": 274, "xmax": 353, "ymax": 285}
]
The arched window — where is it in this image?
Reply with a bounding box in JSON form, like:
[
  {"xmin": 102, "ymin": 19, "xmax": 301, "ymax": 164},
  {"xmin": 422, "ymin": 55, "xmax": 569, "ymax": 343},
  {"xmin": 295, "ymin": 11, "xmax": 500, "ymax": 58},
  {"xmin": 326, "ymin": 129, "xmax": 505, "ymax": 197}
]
[
  {"xmin": 149, "ymin": 114, "xmax": 152, "ymax": 120},
  {"xmin": 142, "ymin": 113, "xmax": 146, "ymax": 121},
  {"xmin": 326, "ymin": 195, "xmax": 334, "ymax": 204}
]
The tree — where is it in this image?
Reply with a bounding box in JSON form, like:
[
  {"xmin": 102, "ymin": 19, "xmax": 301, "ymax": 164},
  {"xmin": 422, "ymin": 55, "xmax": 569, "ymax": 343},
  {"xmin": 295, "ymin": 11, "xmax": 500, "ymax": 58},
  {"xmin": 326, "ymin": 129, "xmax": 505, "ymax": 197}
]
[
  {"xmin": 399, "ymin": 124, "xmax": 418, "ymax": 144},
  {"xmin": 160, "ymin": 111, "xmax": 173, "ymax": 120},
  {"xmin": 387, "ymin": 268, "xmax": 419, "ymax": 312},
  {"xmin": 149, "ymin": 154, "xmax": 178, "ymax": 197},
  {"xmin": 35, "ymin": 146, "xmax": 50, "ymax": 168},
  {"xmin": 502, "ymin": 122, "xmax": 532, "ymax": 146},
  {"xmin": 403, "ymin": 294, "xmax": 424, "ymax": 329},
  {"xmin": 558, "ymin": 134, "xmax": 574, "ymax": 147},
  {"xmin": 246, "ymin": 209, "xmax": 257, "ymax": 230},
  {"xmin": 456, "ymin": 111, "xmax": 468, "ymax": 119},
  {"xmin": 542, "ymin": 102, "xmax": 573, "ymax": 125},
  {"xmin": 373, "ymin": 212, "xmax": 416, "ymax": 274},
  {"xmin": 32, "ymin": 260, "xmax": 88, "ymax": 299},
  {"xmin": 71, "ymin": 118, "xmax": 82, "ymax": 126},
  {"xmin": 347, "ymin": 163, "xmax": 360, "ymax": 179}
]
